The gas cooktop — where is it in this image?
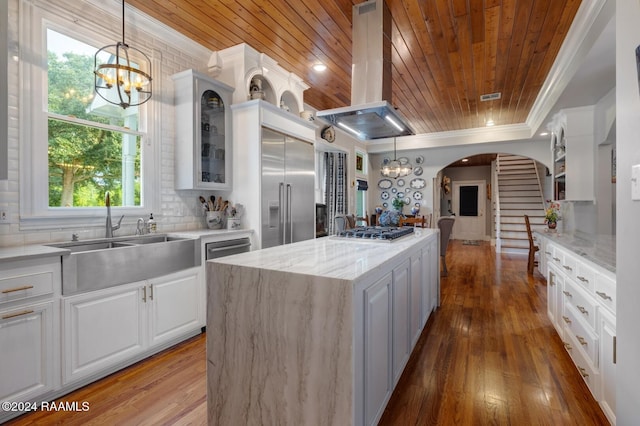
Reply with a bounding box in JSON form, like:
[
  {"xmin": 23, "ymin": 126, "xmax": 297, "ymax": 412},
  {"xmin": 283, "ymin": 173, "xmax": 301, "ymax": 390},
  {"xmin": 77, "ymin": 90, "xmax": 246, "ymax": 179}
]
[{"xmin": 335, "ymin": 226, "xmax": 414, "ymax": 241}]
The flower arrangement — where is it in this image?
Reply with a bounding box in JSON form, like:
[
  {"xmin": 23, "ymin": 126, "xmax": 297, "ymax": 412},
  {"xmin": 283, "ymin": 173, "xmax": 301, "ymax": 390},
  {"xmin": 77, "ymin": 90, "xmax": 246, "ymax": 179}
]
[
  {"xmin": 545, "ymin": 201, "xmax": 561, "ymax": 223},
  {"xmin": 391, "ymin": 197, "xmax": 404, "ymax": 211}
]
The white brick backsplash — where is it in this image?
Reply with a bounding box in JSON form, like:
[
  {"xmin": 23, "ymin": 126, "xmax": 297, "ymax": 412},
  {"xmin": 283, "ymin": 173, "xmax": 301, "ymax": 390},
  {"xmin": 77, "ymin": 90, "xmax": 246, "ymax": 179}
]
[{"xmin": 0, "ymin": 0, "xmax": 221, "ymax": 247}]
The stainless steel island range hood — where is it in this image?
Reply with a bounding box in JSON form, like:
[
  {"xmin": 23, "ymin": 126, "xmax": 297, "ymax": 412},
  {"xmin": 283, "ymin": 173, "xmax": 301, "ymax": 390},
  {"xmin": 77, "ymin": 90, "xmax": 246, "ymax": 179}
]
[{"xmin": 316, "ymin": 0, "xmax": 414, "ymax": 141}]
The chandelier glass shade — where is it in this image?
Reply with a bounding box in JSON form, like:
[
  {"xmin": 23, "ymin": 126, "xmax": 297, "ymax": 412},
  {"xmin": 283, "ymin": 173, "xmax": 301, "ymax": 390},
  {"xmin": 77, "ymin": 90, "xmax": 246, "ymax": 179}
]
[
  {"xmin": 94, "ymin": 1, "xmax": 152, "ymax": 109},
  {"xmin": 380, "ymin": 138, "xmax": 412, "ymax": 178}
]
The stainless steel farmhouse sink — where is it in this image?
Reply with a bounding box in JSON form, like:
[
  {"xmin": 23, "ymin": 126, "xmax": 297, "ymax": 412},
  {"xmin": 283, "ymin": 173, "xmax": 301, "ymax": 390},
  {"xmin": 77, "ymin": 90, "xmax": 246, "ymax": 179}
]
[{"xmin": 47, "ymin": 234, "xmax": 201, "ymax": 295}]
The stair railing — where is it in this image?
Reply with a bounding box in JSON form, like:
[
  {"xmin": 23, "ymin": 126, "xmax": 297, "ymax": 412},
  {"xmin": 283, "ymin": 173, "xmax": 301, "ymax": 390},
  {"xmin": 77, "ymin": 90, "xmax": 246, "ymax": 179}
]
[
  {"xmin": 494, "ymin": 155, "xmax": 502, "ymax": 251},
  {"xmin": 532, "ymin": 159, "xmax": 547, "ymax": 210}
]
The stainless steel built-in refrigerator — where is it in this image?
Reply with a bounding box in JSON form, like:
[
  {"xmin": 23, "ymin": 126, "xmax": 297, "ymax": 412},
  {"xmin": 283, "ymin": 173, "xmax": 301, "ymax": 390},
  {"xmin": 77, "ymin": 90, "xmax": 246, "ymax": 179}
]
[{"xmin": 261, "ymin": 127, "xmax": 315, "ymax": 249}]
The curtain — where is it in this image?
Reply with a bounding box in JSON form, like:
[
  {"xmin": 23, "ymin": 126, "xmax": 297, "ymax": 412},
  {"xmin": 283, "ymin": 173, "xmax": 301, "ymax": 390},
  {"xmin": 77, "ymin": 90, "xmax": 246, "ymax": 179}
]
[{"xmin": 324, "ymin": 152, "xmax": 348, "ymax": 235}]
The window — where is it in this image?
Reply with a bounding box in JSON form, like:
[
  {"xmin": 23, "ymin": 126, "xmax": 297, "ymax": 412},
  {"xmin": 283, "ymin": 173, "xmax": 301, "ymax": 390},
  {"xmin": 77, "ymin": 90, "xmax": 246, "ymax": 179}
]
[
  {"xmin": 356, "ymin": 179, "xmax": 368, "ymax": 218},
  {"xmin": 47, "ymin": 30, "xmax": 142, "ymax": 208},
  {"xmin": 21, "ymin": 5, "xmax": 157, "ymax": 226}
]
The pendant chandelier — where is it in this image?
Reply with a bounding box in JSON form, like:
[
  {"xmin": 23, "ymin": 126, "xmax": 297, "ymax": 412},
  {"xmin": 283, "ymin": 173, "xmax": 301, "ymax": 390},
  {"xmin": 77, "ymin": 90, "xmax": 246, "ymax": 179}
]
[
  {"xmin": 94, "ymin": 0, "xmax": 152, "ymax": 109},
  {"xmin": 381, "ymin": 137, "xmax": 412, "ymax": 178}
]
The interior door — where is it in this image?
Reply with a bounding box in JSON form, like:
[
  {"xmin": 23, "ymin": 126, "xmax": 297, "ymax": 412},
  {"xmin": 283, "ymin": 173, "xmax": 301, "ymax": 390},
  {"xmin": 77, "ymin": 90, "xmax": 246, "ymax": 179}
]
[
  {"xmin": 451, "ymin": 180, "xmax": 486, "ymax": 240},
  {"xmin": 261, "ymin": 128, "xmax": 285, "ymax": 249}
]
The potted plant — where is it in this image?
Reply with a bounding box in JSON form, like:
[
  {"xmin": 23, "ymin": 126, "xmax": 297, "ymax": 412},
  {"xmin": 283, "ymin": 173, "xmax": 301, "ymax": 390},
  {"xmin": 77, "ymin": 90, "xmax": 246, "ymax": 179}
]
[
  {"xmin": 392, "ymin": 197, "xmax": 404, "ymax": 212},
  {"xmin": 545, "ymin": 201, "xmax": 561, "ymax": 229}
]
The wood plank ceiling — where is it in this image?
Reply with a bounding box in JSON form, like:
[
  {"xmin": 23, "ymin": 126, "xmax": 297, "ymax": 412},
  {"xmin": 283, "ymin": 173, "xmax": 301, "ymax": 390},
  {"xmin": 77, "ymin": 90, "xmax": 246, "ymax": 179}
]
[{"xmin": 127, "ymin": 0, "xmax": 582, "ymax": 136}]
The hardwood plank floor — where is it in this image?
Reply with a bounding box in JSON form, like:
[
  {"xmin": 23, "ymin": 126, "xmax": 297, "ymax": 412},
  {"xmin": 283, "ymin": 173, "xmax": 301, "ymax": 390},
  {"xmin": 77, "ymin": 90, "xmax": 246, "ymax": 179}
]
[
  {"xmin": 7, "ymin": 240, "xmax": 608, "ymax": 425},
  {"xmin": 379, "ymin": 240, "xmax": 609, "ymax": 425}
]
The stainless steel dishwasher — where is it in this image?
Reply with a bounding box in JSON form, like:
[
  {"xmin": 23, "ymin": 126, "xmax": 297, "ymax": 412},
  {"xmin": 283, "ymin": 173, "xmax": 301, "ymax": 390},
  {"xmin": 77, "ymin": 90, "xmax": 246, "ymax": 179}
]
[{"xmin": 206, "ymin": 237, "xmax": 251, "ymax": 260}]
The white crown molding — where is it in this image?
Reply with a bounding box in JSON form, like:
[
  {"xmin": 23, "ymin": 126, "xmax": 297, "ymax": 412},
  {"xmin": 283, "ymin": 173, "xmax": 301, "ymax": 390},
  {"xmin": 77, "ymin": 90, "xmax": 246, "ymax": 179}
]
[
  {"xmin": 365, "ymin": 123, "xmax": 533, "ymax": 153},
  {"xmin": 526, "ymin": 0, "xmax": 613, "ymax": 136}
]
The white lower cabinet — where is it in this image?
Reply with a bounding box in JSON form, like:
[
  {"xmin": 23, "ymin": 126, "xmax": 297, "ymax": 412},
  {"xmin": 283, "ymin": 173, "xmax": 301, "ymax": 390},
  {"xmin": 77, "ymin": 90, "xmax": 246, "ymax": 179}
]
[
  {"xmin": 409, "ymin": 254, "xmax": 423, "ymax": 347},
  {"xmin": 363, "ymin": 272, "xmax": 392, "ymax": 426},
  {"xmin": 392, "ymin": 259, "xmax": 411, "ymax": 386},
  {"xmin": 599, "ymin": 308, "xmax": 616, "ymax": 424},
  {"xmin": 547, "ymin": 268, "xmax": 564, "ymax": 338},
  {"xmin": 361, "ymin": 234, "xmax": 440, "ymax": 426},
  {"xmin": 0, "ymin": 301, "xmax": 55, "ymax": 403},
  {"xmin": 148, "ymin": 271, "xmax": 201, "ymax": 347},
  {"xmin": 63, "ymin": 267, "xmax": 201, "ymax": 385},
  {"xmin": 542, "ymin": 239, "xmax": 616, "ymax": 425}
]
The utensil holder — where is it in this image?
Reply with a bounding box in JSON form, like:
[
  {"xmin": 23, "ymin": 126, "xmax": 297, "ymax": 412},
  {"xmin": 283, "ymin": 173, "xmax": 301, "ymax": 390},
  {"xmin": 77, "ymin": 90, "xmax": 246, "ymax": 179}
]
[{"xmin": 206, "ymin": 211, "xmax": 224, "ymax": 229}]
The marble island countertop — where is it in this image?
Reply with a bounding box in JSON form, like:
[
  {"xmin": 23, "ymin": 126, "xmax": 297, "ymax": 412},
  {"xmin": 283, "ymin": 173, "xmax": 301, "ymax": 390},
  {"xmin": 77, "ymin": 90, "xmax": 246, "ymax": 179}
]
[
  {"xmin": 534, "ymin": 230, "xmax": 616, "ymax": 274},
  {"xmin": 211, "ymin": 228, "xmax": 439, "ymax": 282}
]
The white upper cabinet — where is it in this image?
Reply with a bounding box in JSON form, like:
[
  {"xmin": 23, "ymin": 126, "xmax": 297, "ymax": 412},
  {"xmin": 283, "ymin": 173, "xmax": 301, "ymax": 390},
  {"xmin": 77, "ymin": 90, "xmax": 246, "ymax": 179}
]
[
  {"xmin": 172, "ymin": 69, "xmax": 233, "ymax": 190},
  {"xmin": 549, "ymin": 107, "xmax": 596, "ymax": 201}
]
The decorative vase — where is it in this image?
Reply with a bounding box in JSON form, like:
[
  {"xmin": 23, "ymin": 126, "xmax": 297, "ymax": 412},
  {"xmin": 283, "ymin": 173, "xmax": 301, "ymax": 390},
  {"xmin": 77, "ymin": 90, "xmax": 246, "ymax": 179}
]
[{"xmin": 547, "ymin": 221, "xmax": 557, "ymax": 230}]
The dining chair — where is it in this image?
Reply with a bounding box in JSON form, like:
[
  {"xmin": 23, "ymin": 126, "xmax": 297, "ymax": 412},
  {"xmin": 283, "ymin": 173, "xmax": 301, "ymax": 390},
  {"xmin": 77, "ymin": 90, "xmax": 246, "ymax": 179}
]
[
  {"xmin": 524, "ymin": 215, "xmax": 539, "ymax": 275},
  {"xmin": 399, "ymin": 215, "xmax": 426, "ymax": 228},
  {"xmin": 356, "ymin": 214, "xmax": 370, "ymax": 226}
]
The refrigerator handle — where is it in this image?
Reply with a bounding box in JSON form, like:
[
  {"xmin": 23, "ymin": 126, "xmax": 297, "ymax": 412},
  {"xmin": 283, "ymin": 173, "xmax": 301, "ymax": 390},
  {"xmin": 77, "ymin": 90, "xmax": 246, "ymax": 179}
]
[
  {"xmin": 286, "ymin": 183, "xmax": 293, "ymax": 244},
  {"xmin": 279, "ymin": 182, "xmax": 285, "ymax": 245}
]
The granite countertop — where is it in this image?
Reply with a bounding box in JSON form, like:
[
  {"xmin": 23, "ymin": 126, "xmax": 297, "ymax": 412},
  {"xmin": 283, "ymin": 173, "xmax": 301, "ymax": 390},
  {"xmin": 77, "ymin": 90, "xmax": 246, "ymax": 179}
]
[
  {"xmin": 534, "ymin": 230, "xmax": 616, "ymax": 274},
  {"xmin": 211, "ymin": 228, "xmax": 439, "ymax": 281}
]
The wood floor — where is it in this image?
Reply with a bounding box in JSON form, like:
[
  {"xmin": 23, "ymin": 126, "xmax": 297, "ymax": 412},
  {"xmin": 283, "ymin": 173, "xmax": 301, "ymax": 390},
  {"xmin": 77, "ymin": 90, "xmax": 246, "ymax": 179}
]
[{"xmin": 7, "ymin": 240, "xmax": 608, "ymax": 425}]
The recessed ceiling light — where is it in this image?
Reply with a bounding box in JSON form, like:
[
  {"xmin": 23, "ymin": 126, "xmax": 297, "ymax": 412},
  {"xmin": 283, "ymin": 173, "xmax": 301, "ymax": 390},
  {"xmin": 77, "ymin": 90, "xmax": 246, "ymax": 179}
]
[
  {"xmin": 461, "ymin": 158, "xmax": 469, "ymax": 162},
  {"xmin": 312, "ymin": 63, "xmax": 327, "ymax": 72}
]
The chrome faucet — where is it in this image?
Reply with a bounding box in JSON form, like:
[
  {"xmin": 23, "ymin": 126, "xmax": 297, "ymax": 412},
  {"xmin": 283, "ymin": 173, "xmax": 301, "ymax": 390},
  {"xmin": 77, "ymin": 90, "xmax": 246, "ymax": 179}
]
[
  {"xmin": 105, "ymin": 191, "xmax": 124, "ymax": 238},
  {"xmin": 135, "ymin": 217, "xmax": 147, "ymax": 235}
]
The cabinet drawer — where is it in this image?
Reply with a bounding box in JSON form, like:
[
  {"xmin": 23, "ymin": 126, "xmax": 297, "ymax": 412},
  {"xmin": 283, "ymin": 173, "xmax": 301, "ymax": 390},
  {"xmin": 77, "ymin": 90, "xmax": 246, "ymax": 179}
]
[
  {"xmin": 563, "ymin": 303, "xmax": 599, "ymax": 366},
  {"xmin": 563, "ymin": 279, "xmax": 597, "ymax": 332},
  {"xmin": 594, "ymin": 274, "xmax": 616, "ymax": 314},
  {"xmin": 574, "ymin": 262, "xmax": 596, "ymax": 293},
  {"xmin": 549, "ymin": 245, "xmax": 564, "ymax": 268},
  {"xmin": 0, "ymin": 270, "xmax": 54, "ymax": 305},
  {"xmin": 562, "ymin": 323, "xmax": 600, "ymax": 398},
  {"xmin": 558, "ymin": 251, "xmax": 577, "ymax": 280}
]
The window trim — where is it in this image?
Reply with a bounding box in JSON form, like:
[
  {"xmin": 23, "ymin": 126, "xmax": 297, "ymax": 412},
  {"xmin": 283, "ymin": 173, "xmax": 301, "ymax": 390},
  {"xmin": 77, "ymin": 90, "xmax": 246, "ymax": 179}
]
[{"xmin": 19, "ymin": 2, "xmax": 159, "ymax": 230}]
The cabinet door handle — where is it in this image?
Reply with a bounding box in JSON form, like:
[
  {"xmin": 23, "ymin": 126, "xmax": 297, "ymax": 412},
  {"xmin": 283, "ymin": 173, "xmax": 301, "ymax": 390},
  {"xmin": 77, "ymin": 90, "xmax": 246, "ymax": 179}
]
[
  {"xmin": 577, "ymin": 305, "xmax": 588, "ymax": 315},
  {"xmin": 613, "ymin": 336, "xmax": 617, "ymax": 364},
  {"xmin": 562, "ymin": 316, "xmax": 571, "ymax": 324},
  {"xmin": 142, "ymin": 286, "xmax": 147, "ymax": 303},
  {"xmin": 553, "ymin": 257, "xmax": 561, "ymax": 261},
  {"xmin": 576, "ymin": 336, "xmax": 588, "ymax": 346},
  {"xmin": 562, "ymin": 291, "xmax": 572, "ymax": 297},
  {"xmin": 596, "ymin": 291, "xmax": 612, "ymax": 301},
  {"xmin": 1, "ymin": 285, "xmax": 34, "ymax": 294},
  {"xmin": 149, "ymin": 284, "xmax": 154, "ymax": 301},
  {"xmin": 578, "ymin": 367, "xmax": 589, "ymax": 378},
  {"xmin": 545, "ymin": 251, "xmax": 552, "ymax": 255},
  {"xmin": 563, "ymin": 342, "xmax": 572, "ymax": 351},
  {"xmin": 563, "ymin": 265, "xmax": 573, "ymax": 271},
  {"xmin": 2, "ymin": 309, "xmax": 34, "ymax": 320},
  {"xmin": 577, "ymin": 276, "xmax": 589, "ymax": 283}
]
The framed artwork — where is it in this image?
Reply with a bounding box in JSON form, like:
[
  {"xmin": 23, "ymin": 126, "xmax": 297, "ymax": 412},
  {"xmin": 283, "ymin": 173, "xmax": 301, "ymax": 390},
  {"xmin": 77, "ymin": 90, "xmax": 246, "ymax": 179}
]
[{"xmin": 355, "ymin": 150, "xmax": 366, "ymax": 174}]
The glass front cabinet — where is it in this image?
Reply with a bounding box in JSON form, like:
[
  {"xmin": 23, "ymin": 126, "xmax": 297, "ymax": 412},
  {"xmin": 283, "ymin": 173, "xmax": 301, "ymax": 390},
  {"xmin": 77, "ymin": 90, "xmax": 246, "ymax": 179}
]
[{"xmin": 172, "ymin": 69, "xmax": 233, "ymax": 190}]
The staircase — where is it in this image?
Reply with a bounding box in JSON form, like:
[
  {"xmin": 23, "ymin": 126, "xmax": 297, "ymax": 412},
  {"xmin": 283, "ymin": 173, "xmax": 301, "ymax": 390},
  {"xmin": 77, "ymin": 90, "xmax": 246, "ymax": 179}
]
[{"xmin": 495, "ymin": 154, "xmax": 546, "ymax": 253}]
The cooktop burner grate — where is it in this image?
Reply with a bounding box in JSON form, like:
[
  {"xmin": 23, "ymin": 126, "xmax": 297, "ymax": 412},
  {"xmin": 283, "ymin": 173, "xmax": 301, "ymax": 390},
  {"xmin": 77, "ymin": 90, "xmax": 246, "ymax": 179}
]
[{"xmin": 335, "ymin": 226, "xmax": 414, "ymax": 241}]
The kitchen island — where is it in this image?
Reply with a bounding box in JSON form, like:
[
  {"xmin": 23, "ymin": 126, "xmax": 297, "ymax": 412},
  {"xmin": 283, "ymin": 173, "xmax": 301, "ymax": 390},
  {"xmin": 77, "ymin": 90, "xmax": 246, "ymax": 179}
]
[{"xmin": 206, "ymin": 229, "xmax": 440, "ymax": 426}]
